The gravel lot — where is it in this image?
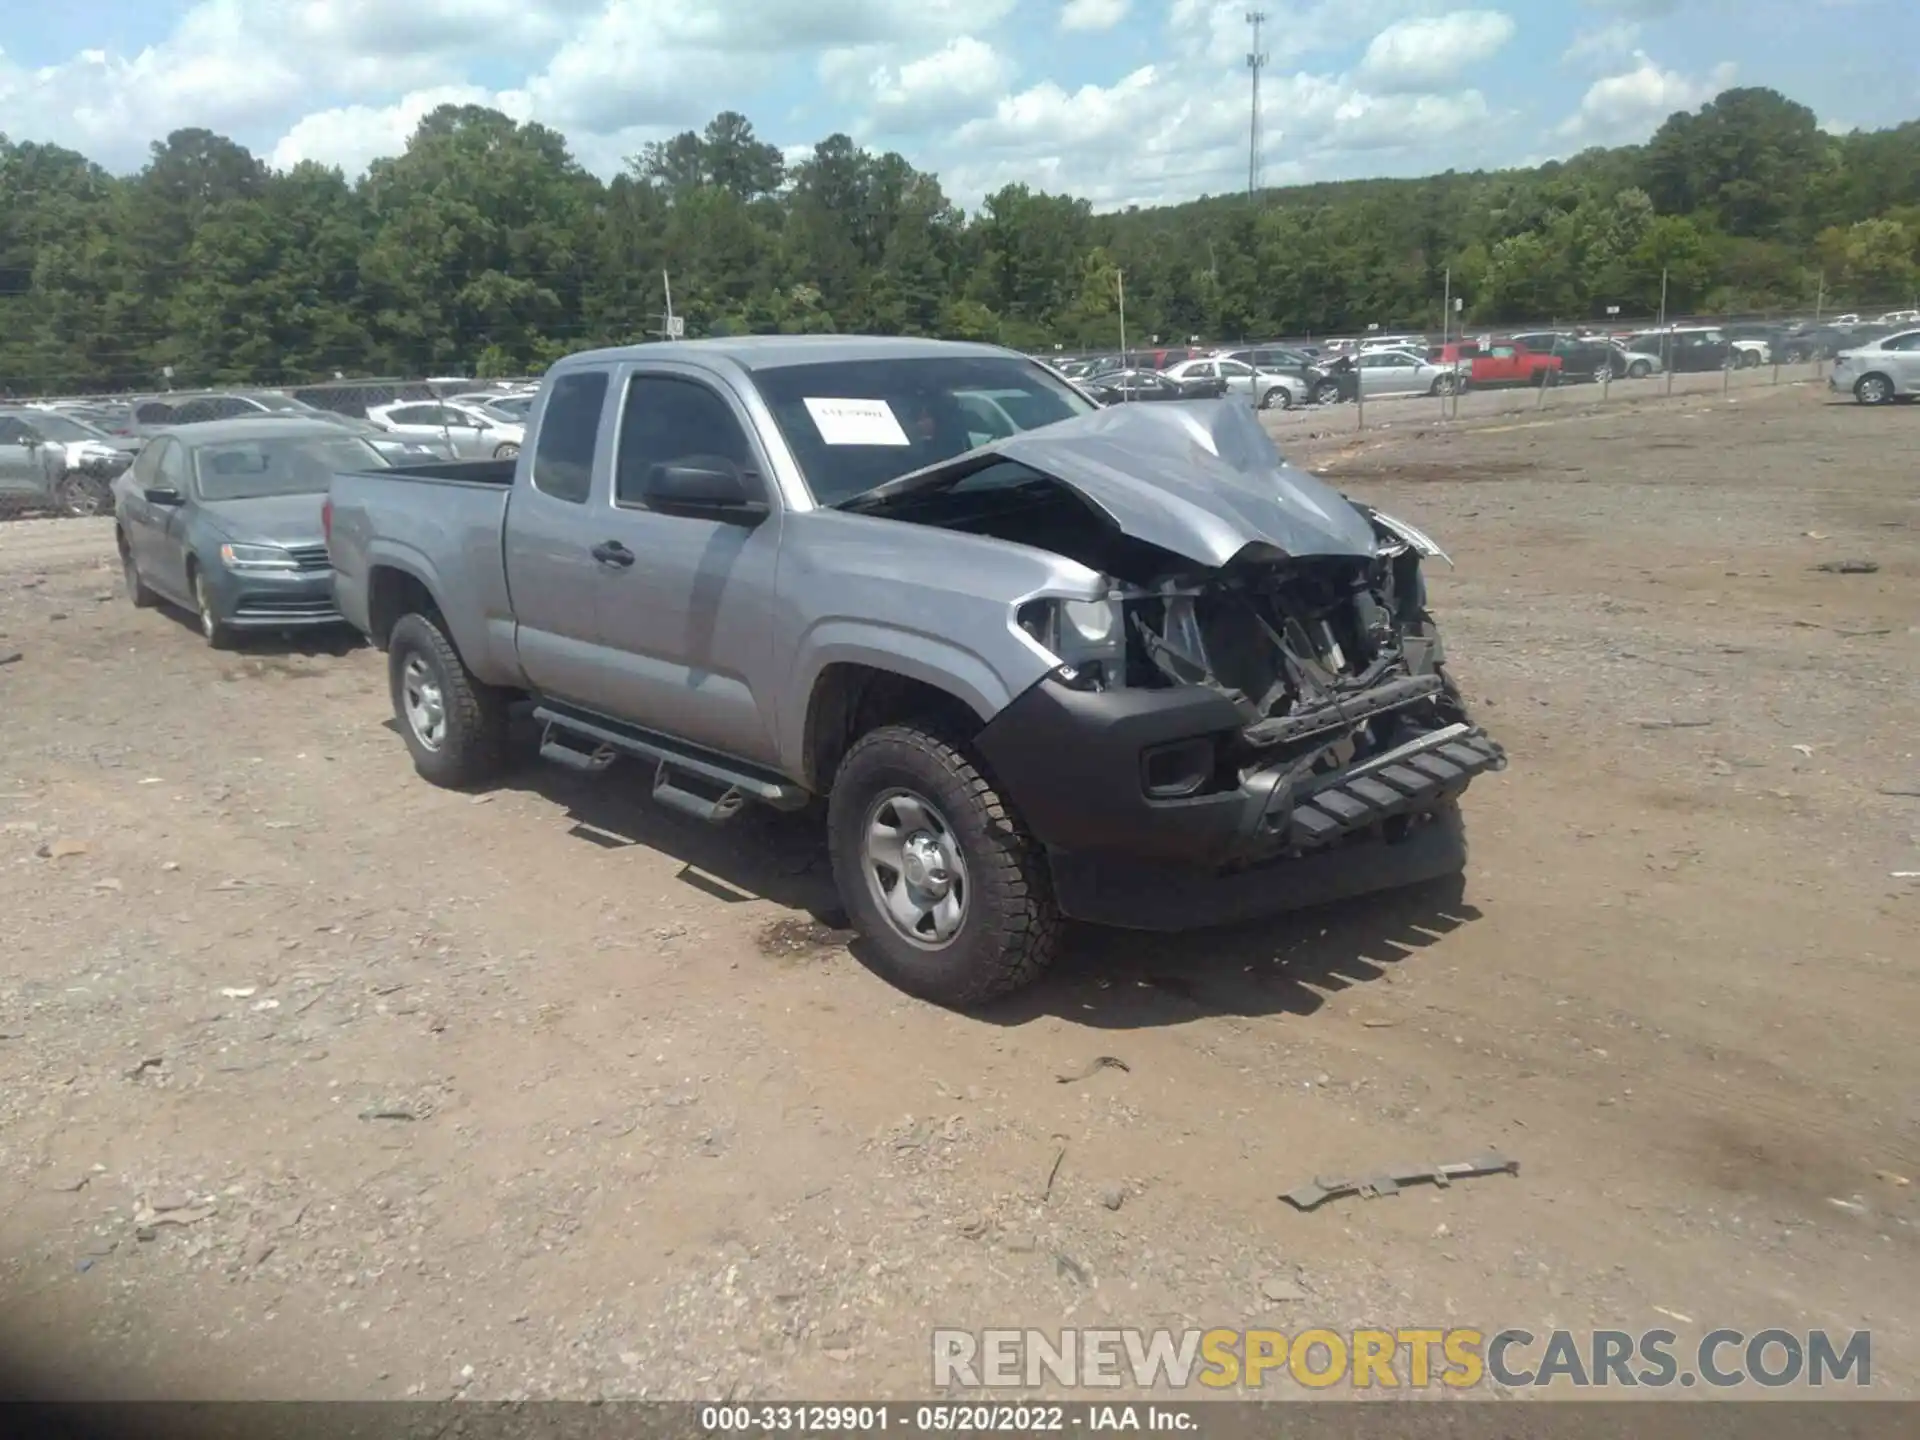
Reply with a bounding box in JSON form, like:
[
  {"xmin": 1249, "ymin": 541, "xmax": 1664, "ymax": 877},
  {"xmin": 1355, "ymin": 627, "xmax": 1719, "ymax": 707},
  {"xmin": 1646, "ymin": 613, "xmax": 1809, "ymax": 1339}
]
[{"xmin": 0, "ymin": 377, "xmax": 1915, "ymax": 1401}]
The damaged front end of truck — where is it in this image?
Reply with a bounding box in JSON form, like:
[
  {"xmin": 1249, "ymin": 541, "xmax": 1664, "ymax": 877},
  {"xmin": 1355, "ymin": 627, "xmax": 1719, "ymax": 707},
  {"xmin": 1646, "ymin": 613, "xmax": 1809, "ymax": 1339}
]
[{"xmin": 838, "ymin": 400, "xmax": 1507, "ymax": 929}]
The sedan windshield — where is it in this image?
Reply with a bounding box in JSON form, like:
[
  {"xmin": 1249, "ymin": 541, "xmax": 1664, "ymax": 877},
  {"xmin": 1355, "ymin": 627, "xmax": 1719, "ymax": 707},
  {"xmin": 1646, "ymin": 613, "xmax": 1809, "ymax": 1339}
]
[
  {"xmin": 23, "ymin": 413, "xmax": 108, "ymax": 443},
  {"xmin": 753, "ymin": 356, "xmax": 1096, "ymax": 507},
  {"xmin": 192, "ymin": 435, "xmax": 388, "ymax": 501}
]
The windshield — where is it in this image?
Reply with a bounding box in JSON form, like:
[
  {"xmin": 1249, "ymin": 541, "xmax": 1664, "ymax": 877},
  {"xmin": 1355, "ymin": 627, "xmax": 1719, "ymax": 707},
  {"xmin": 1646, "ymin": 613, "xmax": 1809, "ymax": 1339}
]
[
  {"xmin": 192, "ymin": 435, "xmax": 387, "ymax": 502},
  {"xmin": 753, "ymin": 356, "xmax": 1096, "ymax": 507},
  {"xmin": 25, "ymin": 413, "xmax": 106, "ymax": 443}
]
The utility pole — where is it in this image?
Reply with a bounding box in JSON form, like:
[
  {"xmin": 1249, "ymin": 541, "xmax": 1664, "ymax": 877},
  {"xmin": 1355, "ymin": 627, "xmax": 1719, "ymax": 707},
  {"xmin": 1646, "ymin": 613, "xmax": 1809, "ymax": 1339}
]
[
  {"xmin": 1245, "ymin": 11, "xmax": 1267, "ymax": 199},
  {"xmin": 1116, "ymin": 269, "xmax": 1128, "ymax": 366},
  {"xmin": 655, "ymin": 270, "xmax": 681, "ymax": 341}
]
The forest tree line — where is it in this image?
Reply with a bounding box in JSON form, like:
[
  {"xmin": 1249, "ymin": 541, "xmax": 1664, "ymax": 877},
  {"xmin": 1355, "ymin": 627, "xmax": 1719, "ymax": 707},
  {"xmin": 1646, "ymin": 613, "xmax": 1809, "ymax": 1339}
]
[{"xmin": 1, "ymin": 85, "xmax": 1917, "ymax": 393}]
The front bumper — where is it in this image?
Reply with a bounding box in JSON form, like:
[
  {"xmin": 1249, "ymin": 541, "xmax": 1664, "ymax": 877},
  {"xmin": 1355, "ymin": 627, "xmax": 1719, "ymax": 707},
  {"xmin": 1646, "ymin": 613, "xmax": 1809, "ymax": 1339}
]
[
  {"xmin": 973, "ymin": 675, "xmax": 1505, "ymax": 929},
  {"xmin": 203, "ymin": 563, "xmax": 343, "ymax": 629}
]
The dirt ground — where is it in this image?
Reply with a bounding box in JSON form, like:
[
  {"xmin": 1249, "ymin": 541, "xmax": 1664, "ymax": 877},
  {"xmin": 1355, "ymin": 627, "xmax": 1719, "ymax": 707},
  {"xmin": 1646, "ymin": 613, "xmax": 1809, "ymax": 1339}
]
[{"xmin": 0, "ymin": 379, "xmax": 1915, "ymax": 1403}]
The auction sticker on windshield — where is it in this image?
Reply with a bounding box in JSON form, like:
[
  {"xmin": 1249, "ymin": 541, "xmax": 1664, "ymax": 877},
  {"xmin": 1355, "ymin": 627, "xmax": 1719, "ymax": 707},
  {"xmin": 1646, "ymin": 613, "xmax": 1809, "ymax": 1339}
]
[{"xmin": 803, "ymin": 397, "xmax": 911, "ymax": 446}]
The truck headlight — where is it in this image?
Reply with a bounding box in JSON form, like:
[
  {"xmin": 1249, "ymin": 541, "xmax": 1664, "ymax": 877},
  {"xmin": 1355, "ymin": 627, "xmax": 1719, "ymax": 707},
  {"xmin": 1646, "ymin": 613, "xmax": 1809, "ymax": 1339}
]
[
  {"xmin": 1017, "ymin": 596, "xmax": 1125, "ymax": 689},
  {"xmin": 220, "ymin": 542, "xmax": 297, "ymax": 571}
]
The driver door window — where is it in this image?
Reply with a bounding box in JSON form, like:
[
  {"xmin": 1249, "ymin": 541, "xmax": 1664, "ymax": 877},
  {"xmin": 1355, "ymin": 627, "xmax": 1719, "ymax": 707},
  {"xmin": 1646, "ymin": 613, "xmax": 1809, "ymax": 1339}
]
[{"xmin": 614, "ymin": 375, "xmax": 760, "ymax": 510}]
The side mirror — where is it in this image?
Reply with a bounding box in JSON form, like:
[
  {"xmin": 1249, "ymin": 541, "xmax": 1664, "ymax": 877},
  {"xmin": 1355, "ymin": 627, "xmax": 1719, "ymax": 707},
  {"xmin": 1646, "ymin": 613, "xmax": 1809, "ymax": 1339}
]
[
  {"xmin": 644, "ymin": 457, "xmax": 768, "ymax": 523},
  {"xmin": 144, "ymin": 486, "xmax": 184, "ymax": 506}
]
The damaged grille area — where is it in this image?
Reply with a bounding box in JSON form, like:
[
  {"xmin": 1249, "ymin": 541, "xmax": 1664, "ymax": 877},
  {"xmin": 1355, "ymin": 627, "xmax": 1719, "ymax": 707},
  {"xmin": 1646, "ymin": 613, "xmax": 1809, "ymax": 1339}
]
[{"xmin": 1018, "ymin": 526, "xmax": 1503, "ymax": 857}]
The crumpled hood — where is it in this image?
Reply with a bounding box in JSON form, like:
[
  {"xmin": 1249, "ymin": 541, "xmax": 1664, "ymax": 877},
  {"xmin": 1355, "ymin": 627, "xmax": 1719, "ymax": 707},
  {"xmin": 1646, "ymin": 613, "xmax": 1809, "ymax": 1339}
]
[{"xmin": 853, "ymin": 400, "xmax": 1379, "ymax": 570}]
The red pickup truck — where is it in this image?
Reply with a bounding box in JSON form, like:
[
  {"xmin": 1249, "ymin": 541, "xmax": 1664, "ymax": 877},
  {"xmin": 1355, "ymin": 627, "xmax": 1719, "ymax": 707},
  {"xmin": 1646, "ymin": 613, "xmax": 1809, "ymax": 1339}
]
[{"xmin": 1429, "ymin": 340, "xmax": 1563, "ymax": 388}]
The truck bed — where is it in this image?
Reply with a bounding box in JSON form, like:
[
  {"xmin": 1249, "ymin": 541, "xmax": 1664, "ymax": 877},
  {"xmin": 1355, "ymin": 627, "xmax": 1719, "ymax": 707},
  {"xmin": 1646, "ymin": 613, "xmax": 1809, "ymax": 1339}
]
[
  {"xmin": 327, "ymin": 459, "xmax": 521, "ymax": 687},
  {"xmin": 361, "ymin": 457, "xmax": 517, "ymax": 486}
]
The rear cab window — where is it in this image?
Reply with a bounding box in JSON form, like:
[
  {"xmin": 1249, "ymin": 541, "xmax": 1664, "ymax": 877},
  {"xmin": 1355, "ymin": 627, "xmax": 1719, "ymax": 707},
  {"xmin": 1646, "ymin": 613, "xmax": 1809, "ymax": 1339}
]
[{"xmin": 531, "ymin": 370, "xmax": 610, "ymax": 503}]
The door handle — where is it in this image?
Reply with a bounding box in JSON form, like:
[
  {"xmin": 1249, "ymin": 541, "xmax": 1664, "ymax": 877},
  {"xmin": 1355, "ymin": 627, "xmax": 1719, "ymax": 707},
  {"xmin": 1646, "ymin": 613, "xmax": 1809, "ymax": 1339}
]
[{"xmin": 590, "ymin": 540, "xmax": 635, "ymax": 568}]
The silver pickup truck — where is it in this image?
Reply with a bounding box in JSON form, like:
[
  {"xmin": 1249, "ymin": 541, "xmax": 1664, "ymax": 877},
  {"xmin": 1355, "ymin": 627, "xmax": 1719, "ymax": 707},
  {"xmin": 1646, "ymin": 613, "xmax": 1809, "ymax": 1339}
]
[{"xmin": 326, "ymin": 336, "xmax": 1504, "ymax": 1005}]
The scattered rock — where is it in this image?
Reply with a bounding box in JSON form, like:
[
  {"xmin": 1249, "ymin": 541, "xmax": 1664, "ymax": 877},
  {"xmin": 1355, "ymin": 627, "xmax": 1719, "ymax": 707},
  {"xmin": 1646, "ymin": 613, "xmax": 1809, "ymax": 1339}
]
[
  {"xmin": 124, "ymin": 1056, "xmax": 164, "ymax": 1080},
  {"xmin": 148, "ymin": 1192, "xmax": 197, "ymax": 1213},
  {"xmin": 1098, "ymin": 1185, "xmax": 1127, "ymax": 1212},
  {"xmin": 1874, "ymin": 1171, "xmax": 1910, "ymax": 1188},
  {"xmin": 91, "ymin": 877, "xmax": 123, "ymax": 892},
  {"xmin": 37, "ymin": 838, "xmax": 89, "ymax": 861},
  {"xmin": 242, "ymin": 1239, "xmax": 276, "ymax": 1268},
  {"xmin": 1812, "ymin": 559, "xmax": 1877, "ymax": 574},
  {"xmin": 1003, "ymin": 1233, "xmax": 1039, "ymax": 1254},
  {"xmin": 1635, "ymin": 716, "xmax": 1714, "ymax": 730},
  {"xmin": 219, "ymin": 986, "xmax": 257, "ymax": 999},
  {"xmin": 358, "ymin": 1107, "xmax": 417, "ymax": 1122},
  {"xmin": 0, "ymin": 651, "xmax": 21, "ymax": 667},
  {"xmin": 1260, "ymin": 1274, "xmax": 1308, "ymax": 1303},
  {"xmin": 1826, "ymin": 1196, "xmax": 1868, "ymax": 1216},
  {"xmin": 1876, "ymin": 784, "xmax": 1920, "ymax": 799}
]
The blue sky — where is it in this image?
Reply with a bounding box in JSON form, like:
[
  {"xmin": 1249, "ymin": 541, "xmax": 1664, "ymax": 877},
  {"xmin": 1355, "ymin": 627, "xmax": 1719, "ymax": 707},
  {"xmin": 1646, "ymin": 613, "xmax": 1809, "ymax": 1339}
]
[{"xmin": 1, "ymin": 2, "xmax": 1913, "ymax": 208}]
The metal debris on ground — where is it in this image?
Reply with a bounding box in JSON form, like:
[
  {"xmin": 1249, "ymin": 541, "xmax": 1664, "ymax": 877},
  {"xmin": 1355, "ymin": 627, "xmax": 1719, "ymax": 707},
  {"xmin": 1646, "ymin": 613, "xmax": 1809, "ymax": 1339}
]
[
  {"xmin": 1281, "ymin": 1151, "xmax": 1520, "ymax": 1212},
  {"xmin": 1042, "ymin": 1141, "xmax": 1068, "ymax": 1202},
  {"xmin": 1812, "ymin": 559, "xmax": 1878, "ymax": 574},
  {"xmin": 1055, "ymin": 1055, "xmax": 1130, "ymax": 1084}
]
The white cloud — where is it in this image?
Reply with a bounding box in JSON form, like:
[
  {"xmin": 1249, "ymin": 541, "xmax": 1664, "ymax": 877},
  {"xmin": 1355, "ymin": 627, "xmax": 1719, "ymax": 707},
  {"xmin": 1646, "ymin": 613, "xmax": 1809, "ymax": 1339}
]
[
  {"xmin": 1060, "ymin": 0, "xmax": 1131, "ymax": 31},
  {"xmin": 1357, "ymin": 11, "xmax": 1516, "ymax": 94},
  {"xmin": 1562, "ymin": 21, "xmax": 1641, "ymax": 71},
  {"xmin": 269, "ymin": 85, "xmax": 504, "ymax": 174},
  {"xmin": 867, "ymin": 38, "xmax": 1015, "ymax": 125},
  {"xmin": 1558, "ymin": 52, "xmax": 1737, "ymax": 142}
]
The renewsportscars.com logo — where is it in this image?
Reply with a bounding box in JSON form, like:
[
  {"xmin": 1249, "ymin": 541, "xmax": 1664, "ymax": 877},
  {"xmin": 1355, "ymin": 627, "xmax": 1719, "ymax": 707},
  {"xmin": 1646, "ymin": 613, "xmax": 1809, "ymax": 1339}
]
[{"xmin": 931, "ymin": 1327, "xmax": 1872, "ymax": 1391}]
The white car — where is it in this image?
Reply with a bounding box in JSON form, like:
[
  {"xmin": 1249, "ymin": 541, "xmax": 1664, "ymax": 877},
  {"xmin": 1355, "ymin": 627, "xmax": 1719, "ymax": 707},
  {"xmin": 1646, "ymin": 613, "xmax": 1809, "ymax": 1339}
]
[
  {"xmin": 1875, "ymin": 309, "xmax": 1920, "ymax": 325},
  {"xmin": 1830, "ymin": 328, "xmax": 1920, "ymax": 405},
  {"xmin": 1727, "ymin": 338, "xmax": 1771, "ymax": 367},
  {"xmin": 1162, "ymin": 357, "xmax": 1307, "ymax": 410},
  {"xmin": 367, "ymin": 400, "xmax": 525, "ymax": 459}
]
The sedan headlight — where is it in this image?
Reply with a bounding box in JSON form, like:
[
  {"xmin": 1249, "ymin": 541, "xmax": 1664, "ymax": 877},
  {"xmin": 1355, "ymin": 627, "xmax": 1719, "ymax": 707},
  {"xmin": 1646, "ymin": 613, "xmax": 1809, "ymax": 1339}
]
[{"xmin": 220, "ymin": 542, "xmax": 298, "ymax": 571}]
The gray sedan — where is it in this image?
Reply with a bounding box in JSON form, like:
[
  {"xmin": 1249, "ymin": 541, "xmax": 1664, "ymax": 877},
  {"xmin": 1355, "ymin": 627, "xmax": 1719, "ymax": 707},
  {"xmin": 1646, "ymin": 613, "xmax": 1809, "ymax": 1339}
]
[{"xmin": 112, "ymin": 418, "xmax": 391, "ymax": 647}]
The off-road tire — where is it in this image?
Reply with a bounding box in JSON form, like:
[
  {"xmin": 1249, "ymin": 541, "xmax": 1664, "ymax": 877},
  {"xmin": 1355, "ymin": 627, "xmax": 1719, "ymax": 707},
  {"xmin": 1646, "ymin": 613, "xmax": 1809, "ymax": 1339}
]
[
  {"xmin": 118, "ymin": 531, "xmax": 157, "ymax": 609},
  {"xmin": 828, "ymin": 721, "xmax": 1060, "ymax": 1007},
  {"xmin": 387, "ymin": 611, "xmax": 511, "ymax": 788}
]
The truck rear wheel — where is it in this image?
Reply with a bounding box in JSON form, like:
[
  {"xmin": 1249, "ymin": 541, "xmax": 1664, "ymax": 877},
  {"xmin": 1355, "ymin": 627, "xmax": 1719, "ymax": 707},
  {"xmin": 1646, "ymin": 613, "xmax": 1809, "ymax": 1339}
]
[
  {"xmin": 387, "ymin": 611, "xmax": 510, "ymax": 788},
  {"xmin": 828, "ymin": 721, "xmax": 1060, "ymax": 1007}
]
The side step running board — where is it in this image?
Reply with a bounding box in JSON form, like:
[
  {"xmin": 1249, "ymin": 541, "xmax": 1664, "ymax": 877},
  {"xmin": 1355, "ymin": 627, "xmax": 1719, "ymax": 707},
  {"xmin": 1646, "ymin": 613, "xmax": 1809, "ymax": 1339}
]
[{"xmin": 531, "ymin": 704, "xmax": 810, "ymax": 813}]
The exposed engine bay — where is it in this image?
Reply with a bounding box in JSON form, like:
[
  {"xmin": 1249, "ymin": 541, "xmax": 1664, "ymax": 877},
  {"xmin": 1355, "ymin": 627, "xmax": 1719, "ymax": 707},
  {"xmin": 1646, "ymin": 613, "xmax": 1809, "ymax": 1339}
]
[
  {"xmin": 1016, "ymin": 512, "xmax": 1470, "ymax": 798},
  {"xmin": 859, "ymin": 459, "xmax": 1470, "ymax": 797}
]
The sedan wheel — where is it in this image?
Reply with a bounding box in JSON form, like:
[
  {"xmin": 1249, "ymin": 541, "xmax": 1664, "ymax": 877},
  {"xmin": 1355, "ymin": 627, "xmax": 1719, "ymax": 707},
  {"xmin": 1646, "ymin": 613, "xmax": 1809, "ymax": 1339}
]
[
  {"xmin": 193, "ymin": 571, "xmax": 237, "ymax": 650},
  {"xmin": 1592, "ymin": 362, "xmax": 1612, "ymax": 385},
  {"xmin": 492, "ymin": 442, "xmax": 520, "ymax": 459},
  {"xmin": 1854, "ymin": 374, "xmax": 1894, "ymax": 406},
  {"xmin": 1258, "ymin": 386, "xmax": 1291, "ymax": 411},
  {"xmin": 1628, "ymin": 361, "xmax": 1652, "ymax": 379},
  {"xmin": 1313, "ymin": 380, "xmax": 1343, "ymax": 405},
  {"xmin": 55, "ymin": 474, "xmax": 108, "ymax": 518}
]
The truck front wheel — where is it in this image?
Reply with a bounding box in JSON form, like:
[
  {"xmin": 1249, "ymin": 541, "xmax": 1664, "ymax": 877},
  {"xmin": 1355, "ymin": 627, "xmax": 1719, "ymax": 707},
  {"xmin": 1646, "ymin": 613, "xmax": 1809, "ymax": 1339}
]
[
  {"xmin": 387, "ymin": 611, "xmax": 510, "ymax": 788},
  {"xmin": 828, "ymin": 722, "xmax": 1060, "ymax": 1007}
]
